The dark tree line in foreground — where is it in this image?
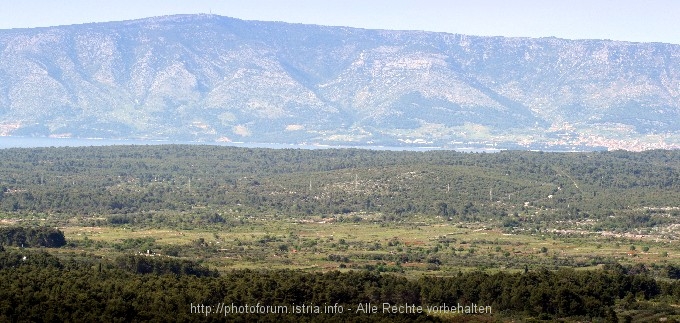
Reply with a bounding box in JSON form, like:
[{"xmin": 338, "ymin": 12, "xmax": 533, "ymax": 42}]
[{"xmin": 2, "ymin": 247, "xmax": 680, "ymax": 322}]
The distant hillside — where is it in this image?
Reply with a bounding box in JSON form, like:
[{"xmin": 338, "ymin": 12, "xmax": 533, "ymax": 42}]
[{"xmin": 1, "ymin": 14, "xmax": 679, "ymax": 150}]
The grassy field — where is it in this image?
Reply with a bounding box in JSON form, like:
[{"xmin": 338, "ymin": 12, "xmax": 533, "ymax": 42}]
[{"xmin": 50, "ymin": 211, "xmax": 680, "ymax": 277}]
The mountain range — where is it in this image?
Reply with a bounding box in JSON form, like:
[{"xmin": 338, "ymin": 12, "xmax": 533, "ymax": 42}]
[{"xmin": 1, "ymin": 14, "xmax": 679, "ymax": 150}]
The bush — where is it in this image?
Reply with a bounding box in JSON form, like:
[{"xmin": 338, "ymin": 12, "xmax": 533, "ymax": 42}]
[{"xmin": 0, "ymin": 226, "xmax": 66, "ymax": 248}]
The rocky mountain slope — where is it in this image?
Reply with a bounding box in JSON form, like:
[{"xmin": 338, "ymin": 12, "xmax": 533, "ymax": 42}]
[{"xmin": 1, "ymin": 14, "xmax": 679, "ymax": 150}]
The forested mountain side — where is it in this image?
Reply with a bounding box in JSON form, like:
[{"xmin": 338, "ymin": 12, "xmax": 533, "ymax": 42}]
[{"xmin": 1, "ymin": 145, "xmax": 679, "ymax": 230}]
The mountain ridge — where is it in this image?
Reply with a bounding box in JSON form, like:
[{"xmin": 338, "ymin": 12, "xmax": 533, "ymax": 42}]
[{"xmin": 1, "ymin": 14, "xmax": 679, "ymax": 150}]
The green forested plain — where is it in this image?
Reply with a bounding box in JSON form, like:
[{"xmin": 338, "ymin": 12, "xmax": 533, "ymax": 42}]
[{"xmin": 2, "ymin": 145, "xmax": 680, "ymax": 322}]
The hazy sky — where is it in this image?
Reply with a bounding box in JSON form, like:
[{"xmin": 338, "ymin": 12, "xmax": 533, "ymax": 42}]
[{"xmin": 1, "ymin": 0, "xmax": 678, "ymax": 44}]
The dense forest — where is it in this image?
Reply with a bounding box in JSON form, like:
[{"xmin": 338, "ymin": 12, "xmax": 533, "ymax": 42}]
[
  {"xmin": 2, "ymin": 145, "xmax": 680, "ymax": 321},
  {"xmin": 0, "ymin": 145, "xmax": 679, "ymax": 229},
  {"xmin": 2, "ymin": 247, "xmax": 680, "ymax": 322}
]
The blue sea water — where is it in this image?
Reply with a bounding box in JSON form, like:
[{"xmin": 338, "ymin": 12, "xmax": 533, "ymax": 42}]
[{"xmin": 0, "ymin": 137, "xmax": 489, "ymax": 152}]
